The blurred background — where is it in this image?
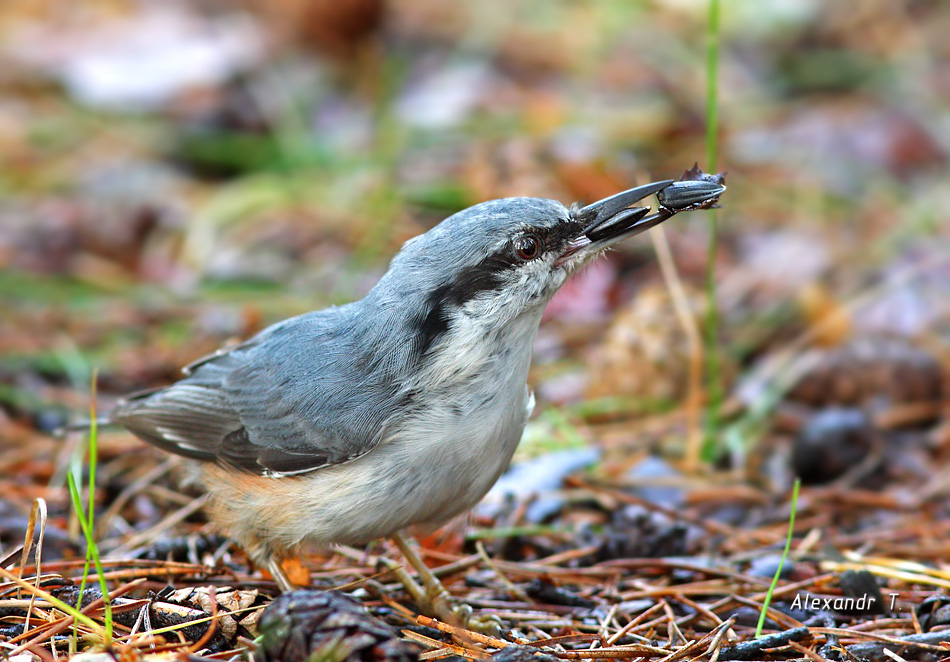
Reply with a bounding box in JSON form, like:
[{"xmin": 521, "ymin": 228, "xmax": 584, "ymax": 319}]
[{"xmin": 2, "ymin": 0, "xmax": 949, "ymax": 549}]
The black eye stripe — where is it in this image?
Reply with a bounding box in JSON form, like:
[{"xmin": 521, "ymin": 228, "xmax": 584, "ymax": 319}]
[
  {"xmin": 413, "ymin": 257, "xmax": 510, "ymax": 358},
  {"xmin": 413, "ymin": 219, "xmax": 584, "ymax": 359},
  {"xmin": 509, "ymin": 219, "xmax": 584, "ymax": 259}
]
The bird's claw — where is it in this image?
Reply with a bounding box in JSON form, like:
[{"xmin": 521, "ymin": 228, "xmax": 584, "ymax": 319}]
[
  {"xmin": 429, "ymin": 588, "xmax": 505, "ymax": 638},
  {"xmin": 382, "ymin": 558, "xmax": 505, "ymax": 637},
  {"xmin": 460, "ymin": 610, "xmax": 506, "ymax": 638}
]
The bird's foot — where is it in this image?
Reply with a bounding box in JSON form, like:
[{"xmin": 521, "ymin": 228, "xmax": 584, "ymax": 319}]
[
  {"xmin": 378, "ymin": 556, "xmax": 505, "ymax": 638},
  {"xmin": 423, "ymin": 580, "xmax": 505, "ymax": 638}
]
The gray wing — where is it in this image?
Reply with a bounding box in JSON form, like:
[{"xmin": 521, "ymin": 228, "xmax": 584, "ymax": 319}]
[{"xmin": 113, "ymin": 306, "xmax": 410, "ymax": 476}]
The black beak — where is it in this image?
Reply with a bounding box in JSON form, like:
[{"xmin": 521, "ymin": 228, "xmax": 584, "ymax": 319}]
[
  {"xmin": 576, "ymin": 180, "xmax": 674, "ymax": 246},
  {"xmin": 557, "ymin": 176, "xmax": 725, "ymax": 266}
]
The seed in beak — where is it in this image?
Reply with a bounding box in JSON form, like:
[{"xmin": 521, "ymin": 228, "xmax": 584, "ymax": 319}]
[
  {"xmin": 657, "ymin": 165, "xmax": 727, "ymax": 212},
  {"xmin": 656, "ymin": 179, "xmax": 726, "ymax": 212}
]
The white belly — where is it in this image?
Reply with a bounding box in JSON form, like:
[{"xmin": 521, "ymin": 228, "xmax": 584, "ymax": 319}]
[
  {"xmin": 278, "ymin": 378, "xmax": 530, "ymax": 546},
  {"xmin": 213, "ymin": 307, "xmax": 544, "ymax": 551}
]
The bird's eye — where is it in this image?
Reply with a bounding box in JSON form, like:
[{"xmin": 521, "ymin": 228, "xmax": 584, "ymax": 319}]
[{"xmin": 514, "ymin": 234, "xmax": 542, "ymax": 261}]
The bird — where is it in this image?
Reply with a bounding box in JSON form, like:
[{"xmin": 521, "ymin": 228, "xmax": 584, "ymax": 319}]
[{"xmin": 108, "ymin": 175, "xmax": 724, "ymax": 627}]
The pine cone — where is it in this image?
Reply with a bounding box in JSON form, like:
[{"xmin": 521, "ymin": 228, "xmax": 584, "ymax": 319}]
[{"xmin": 259, "ymin": 590, "xmax": 418, "ymax": 662}]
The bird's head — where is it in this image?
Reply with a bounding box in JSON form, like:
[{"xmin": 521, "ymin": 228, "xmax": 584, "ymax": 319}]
[{"xmin": 372, "ymin": 178, "xmax": 723, "ymax": 357}]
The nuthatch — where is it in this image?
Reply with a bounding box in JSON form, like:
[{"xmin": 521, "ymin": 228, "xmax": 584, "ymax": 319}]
[{"xmin": 110, "ymin": 175, "xmax": 724, "ymax": 627}]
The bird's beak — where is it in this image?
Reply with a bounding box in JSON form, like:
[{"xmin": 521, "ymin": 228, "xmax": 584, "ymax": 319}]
[{"xmin": 557, "ymin": 177, "xmax": 725, "ymax": 267}]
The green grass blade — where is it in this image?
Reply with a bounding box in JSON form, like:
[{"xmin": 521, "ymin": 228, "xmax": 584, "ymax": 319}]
[
  {"xmin": 703, "ymin": 0, "xmax": 723, "ymax": 452},
  {"xmin": 706, "ymin": 0, "xmax": 720, "ymax": 172},
  {"xmin": 755, "ymin": 478, "xmax": 801, "ymax": 638},
  {"xmin": 66, "ymin": 472, "xmax": 92, "ymax": 597},
  {"xmin": 67, "ymin": 372, "xmax": 113, "ymax": 643}
]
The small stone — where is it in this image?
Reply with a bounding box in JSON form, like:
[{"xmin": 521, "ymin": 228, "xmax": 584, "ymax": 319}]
[{"xmin": 793, "ymin": 407, "xmax": 874, "ymax": 484}]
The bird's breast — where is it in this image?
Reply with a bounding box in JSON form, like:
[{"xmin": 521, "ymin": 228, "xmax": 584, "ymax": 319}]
[{"xmin": 384, "ymin": 311, "xmax": 543, "ymax": 524}]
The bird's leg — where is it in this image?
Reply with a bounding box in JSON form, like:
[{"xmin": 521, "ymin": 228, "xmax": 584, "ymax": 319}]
[
  {"xmin": 376, "ymin": 555, "xmax": 428, "ymax": 605},
  {"xmin": 390, "ymin": 532, "xmax": 503, "ymax": 636},
  {"xmin": 266, "ymin": 556, "xmax": 296, "ymax": 593},
  {"xmin": 391, "ymin": 532, "xmax": 455, "ymax": 616}
]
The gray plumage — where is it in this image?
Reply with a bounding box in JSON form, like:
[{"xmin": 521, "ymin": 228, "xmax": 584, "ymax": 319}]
[
  {"xmin": 110, "ymin": 180, "xmax": 722, "ymax": 557},
  {"xmin": 115, "ymin": 198, "xmax": 577, "ymax": 477}
]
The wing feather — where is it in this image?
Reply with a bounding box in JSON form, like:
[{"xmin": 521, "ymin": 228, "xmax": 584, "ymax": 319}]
[{"xmin": 112, "ymin": 306, "xmax": 406, "ymax": 476}]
